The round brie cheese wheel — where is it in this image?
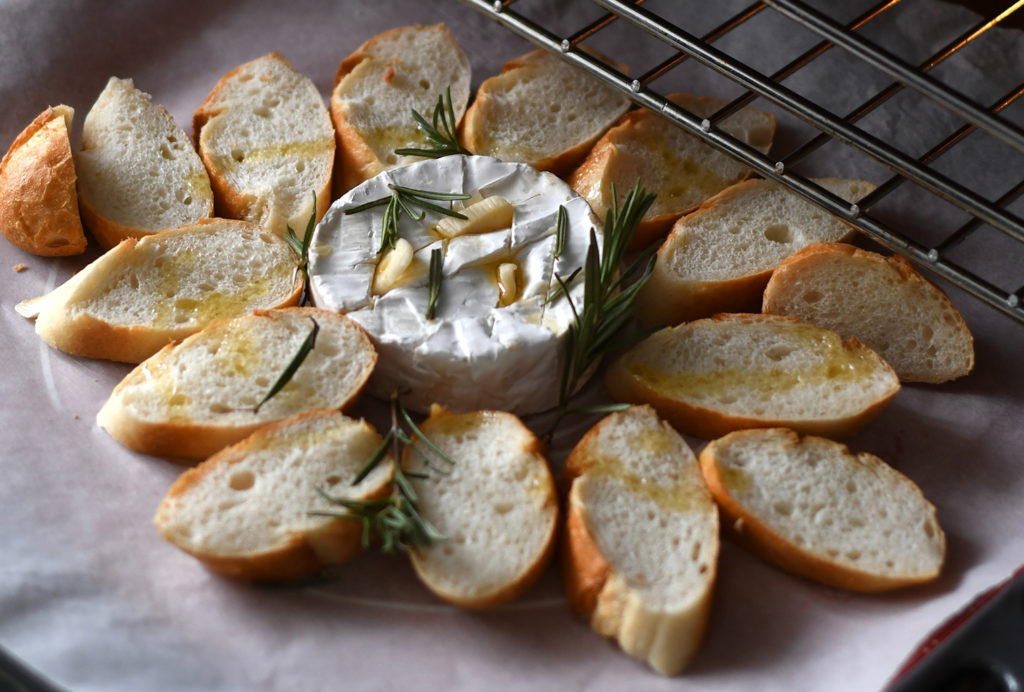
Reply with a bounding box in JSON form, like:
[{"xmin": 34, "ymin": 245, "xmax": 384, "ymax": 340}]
[{"xmin": 309, "ymin": 155, "xmax": 599, "ymax": 415}]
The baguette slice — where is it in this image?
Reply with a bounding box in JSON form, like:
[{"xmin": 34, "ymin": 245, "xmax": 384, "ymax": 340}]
[
  {"xmin": 194, "ymin": 53, "xmax": 334, "ymax": 236},
  {"xmin": 569, "ymin": 94, "xmax": 775, "ymax": 251},
  {"xmin": 154, "ymin": 410, "xmax": 393, "ymax": 582},
  {"xmin": 15, "ymin": 219, "xmax": 302, "ymax": 363},
  {"xmin": 459, "ymin": 49, "xmax": 631, "ymax": 176},
  {"xmin": 97, "ymin": 308, "xmax": 376, "ymax": 461},
  {"xmin": 406, "ymin": 406, "xmax": 558, "ymax": 609},
  {"xmin": 330, "ymin": 24, "xmax": 472, "ymax": 193},
  {"xmin": 605, "ymin": 313, "xmax": 900, "ymax": 440},
  {"xmin": 0, "ymin": 105, "xmax": 87, "ymax": 255},
  {"xmin": 562, "ymin": 405, "xmax": 719, "ymax": 676},
  {"xmin": 77, "ymin": 78, "xmax": 214, "ymax": 250},
  {"xmin": 762, "ymin": 242, "xmax": 974, "ymax": 383},
  {"xmin": 699, "ymin": 428, "xmax": 945, "ymax": 591},
  {"xmin": 637, "ymin": 177, "xmax": 874, "ymax": 326}
]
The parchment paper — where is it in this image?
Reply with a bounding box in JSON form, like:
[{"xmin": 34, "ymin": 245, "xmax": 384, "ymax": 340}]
[{"xmin": 2, "ymin": 1, "xmax": 1023, "ymax": 690}]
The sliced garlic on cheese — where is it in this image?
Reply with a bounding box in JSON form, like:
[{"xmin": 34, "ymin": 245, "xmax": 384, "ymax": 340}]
[
  {"xmin": 372, "ymin": 237, "xmax": 415, "ymax": 294},
  {"xmin": 309, "ymin": 155, "xmax": 599, "ymax": 415},
  {"xmin": 435, "ymin": 195, "xmax": 514, "ymax": 238}
]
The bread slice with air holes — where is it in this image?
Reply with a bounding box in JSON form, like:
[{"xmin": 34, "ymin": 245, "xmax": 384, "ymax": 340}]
[
  {"xmin": 569, "ymin": 93, "xmax": 776, "ymax": 251},
  {"xmin": 0, "ymin": 105, "xmax": 87, "ymax": 256},
  {"xmin": 404, "ymin": 405, "xmax": 558, "ymax": 609},
  {"xmin": 76, "ymin": 78, "xmax": 214, "ymax": 250},
  {"xmin": 762, "ymin": 242, "xmax": 974, "ymax": 383},
  {"xmin": 194, "ymin": 52, "xmax": 334, "ymax": 236},
  {"xmin": 699, "ymin": 427, "xmax": 945, "ymax": 592},
  {"xmin": 96, "ymin": 307, "xmax": 376, "ymax": 461},
  {"xmin": 154, "ymin": 409, "xmax": 393, "ymax": 582},
  {"xmin": 604, "ymin": 313, "xmax": 900, "ymax": 440},
  {"xmin": 636, "ymin": 177, "xmax": 875, "ymax": 326},
  {"xmin": 459, "ymin": 48, "xmax": 631, "ymax": 176},
  {"xmin": 330, "ymin": 23, "xmax": 472, "ymax": 194},
  {"xmin": 562, "ymin": 405, "xmax": 719, "ymax": 676},
  {"xmin": 15, "ymin": 218, "xmax": 302, "ymax": 363}
]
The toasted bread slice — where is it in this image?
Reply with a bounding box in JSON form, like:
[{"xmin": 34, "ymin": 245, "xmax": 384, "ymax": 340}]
[
  {"xmin": 699, "ymin": 428, "xmax": 945, "ymax": 591},
  {"xmin": 76, "ymin": 78, "xmax": 213, "ymax": 250},
  {"xmin": 605, "ymin": 313, "xmax": 900, "ymax": 440},
  {"xmin": 194, "ymin": 53, "xmax": 334, "ymax": 236},
  {"xmin": 0, "ymin": 105, "xmax": 86, "ymax": 256},
  {"xmin": 459, "ymin": 49, "xmax": 631, "ymax": 176},
  {"xmin": 637, "ymin": 177, "xmax": 875, "ymax": 326},
  {"xmin": 15, "ymin": 219, "xmax": 302, "ymax": 363},
  {"xmin": 154, "ymin": 409, "xmax": 393, "ymax": 582},
  {"xmin": 562, "ymin": 405, "xmax": 719, "ymax": 676},
  {"xmin": 405, "ymin": 406, "xmax": 558, "ymax": 609},
  {"xmin": 97, "ymin": 308, "xmax": 376, "ymax": 461},
  {"xmin": 762, "ymin": 242, "xmax": 974, "ymax": 383},
  {"xmin": 569, "ymin": 94, "xmax": 775, "ymax": 251},
  {"xmin": 330, "ymin": 24, "xmax": 472, "ymax": 193}
]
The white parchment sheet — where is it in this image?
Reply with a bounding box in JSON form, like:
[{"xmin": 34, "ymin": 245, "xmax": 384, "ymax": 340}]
[{"xmin": 1, "ymin": 1, "xmax": 1022, "ymax": 690}]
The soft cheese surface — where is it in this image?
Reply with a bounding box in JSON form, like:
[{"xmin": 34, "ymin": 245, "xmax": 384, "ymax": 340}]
[{"xmin": 309, "ymin": 155, "xmax": 598, "ymax": 414}]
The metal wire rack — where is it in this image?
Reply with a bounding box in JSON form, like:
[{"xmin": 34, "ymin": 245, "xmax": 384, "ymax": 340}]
[{"xmin": 458, "ymin": 0, "xmax": 1024, "ymax": 325}]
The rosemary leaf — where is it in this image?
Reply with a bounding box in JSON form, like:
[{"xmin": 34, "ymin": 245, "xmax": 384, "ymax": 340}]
[
  {"xmin": 425, "ymin": 248, "xmax": 443, "ymax": 320},
  {"xmin": 554, "ymin": 204, "xmax": 568, "ymax": 258},
  {"xmin": 284, "ymin": 192, "xmax": 318, "ymax": 306},
  {"xmin": 393, "ymin": 86, "xmax": 470, "ymax": 158},
  {"xmin": 388, "ymin": 184, "xmax": 472, "ymax": 202},
  {"xmin": 252, "ymin": 317, "xmax": 319, "ymax": 413},
  {"xmin": 350, "ymin": 430, "xmax": 394, "ymax": 486}
]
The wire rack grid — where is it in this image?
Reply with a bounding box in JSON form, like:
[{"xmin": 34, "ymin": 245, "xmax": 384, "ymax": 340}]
[{"xmin": 458, "ymin": 0, "xmax": 1024, "ymax": 325}]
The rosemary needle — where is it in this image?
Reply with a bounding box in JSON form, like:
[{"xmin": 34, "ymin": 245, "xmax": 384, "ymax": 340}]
[
  {"xmin": 425, "ymin": 248, "xmax": 443, "ymax": 320},
  {"xmin": 252, "ymin": 317, "xmax": 319, "ymax": 413},
  {"xmin": 345, "ymin": 185, "xmax": 469, "ymax": 255}
]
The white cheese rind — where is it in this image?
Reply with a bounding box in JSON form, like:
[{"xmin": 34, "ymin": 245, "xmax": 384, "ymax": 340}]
[{"xmin": 309, "ymin": 155, "xmax": 599, "ymax": 414}]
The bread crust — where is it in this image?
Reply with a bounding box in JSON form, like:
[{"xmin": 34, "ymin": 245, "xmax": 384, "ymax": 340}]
[
  {"xmin": 407, "ymin": 407, "xmax": 558, "ymax": 609},
  {"xmin": 0, "ymin": 105, "xmax": 87, "ymax": 256},
  {"xmin": 97, "ymin": 308, "xmax": 377, "ymax": 461},
  {"xmin": 155, "ymin": 410, "xmax": 392, "ymax": 581},
  {"xmin": 763, "ymin": 242, "xmax": 975, "ymax": 383},
  {"xmin": 699, "ymin": 428, "xmax": 945, "ymax": 592},
  {"xmin": 604, "ymin": 314, "xmax": 901, "ymax": 440}
]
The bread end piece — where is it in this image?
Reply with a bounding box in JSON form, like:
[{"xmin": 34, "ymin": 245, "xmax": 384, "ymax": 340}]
[
  {"xmin": 562, "ymin": 405, "xmax": 719, "ymax": 676},
  {"xmin": 0, "ymin": 105, "xmax": 87, "ymax": 256},
  {"xmin": 699, "ymin": 428, "xmax": 945, "ymax": 592}
]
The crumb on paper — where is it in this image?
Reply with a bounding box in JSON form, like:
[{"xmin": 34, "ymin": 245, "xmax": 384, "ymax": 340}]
[
  {"xmin": 73, "ymin": 413, "xmax": 79, "ymax": 420},
  {"xmin": 13, "ymin": 263, "xmax": 27, "ymax": 272}
]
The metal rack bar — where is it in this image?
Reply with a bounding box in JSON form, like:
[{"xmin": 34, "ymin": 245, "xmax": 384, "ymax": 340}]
[
  {"xmin": 459, "ymin": 0, "xmax": 1024, "ymax": 323},
  {"xmin": 763, "ymin": 0, "xmax": 1024, "ymax": 154}
]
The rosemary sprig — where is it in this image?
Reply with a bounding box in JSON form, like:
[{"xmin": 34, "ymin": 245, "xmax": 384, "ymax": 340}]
[
  {"xmin": 311, "ymin": 393, "xmax": 454, "ymax": 554},
  {"xmin": 425, "ymin": 248, "xmax": 443, "ymax": 319},
  {"xmin": 394, "ymin": 86, "xmax": 470, "ymax": 159},
  {"xmin": 553, "ymin": 182, "xmax": 658, "ymax": 421},
  {"xmin": 252, "ymin": 317, "xmax": 319, "ymax": 413},
  {"xmin": 345, "ymin": 184, "xmax": 470, "ymax": 255},
  {"xmin": 284, "ymin": 192, "xmax": 317, "ymax": 306}
]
